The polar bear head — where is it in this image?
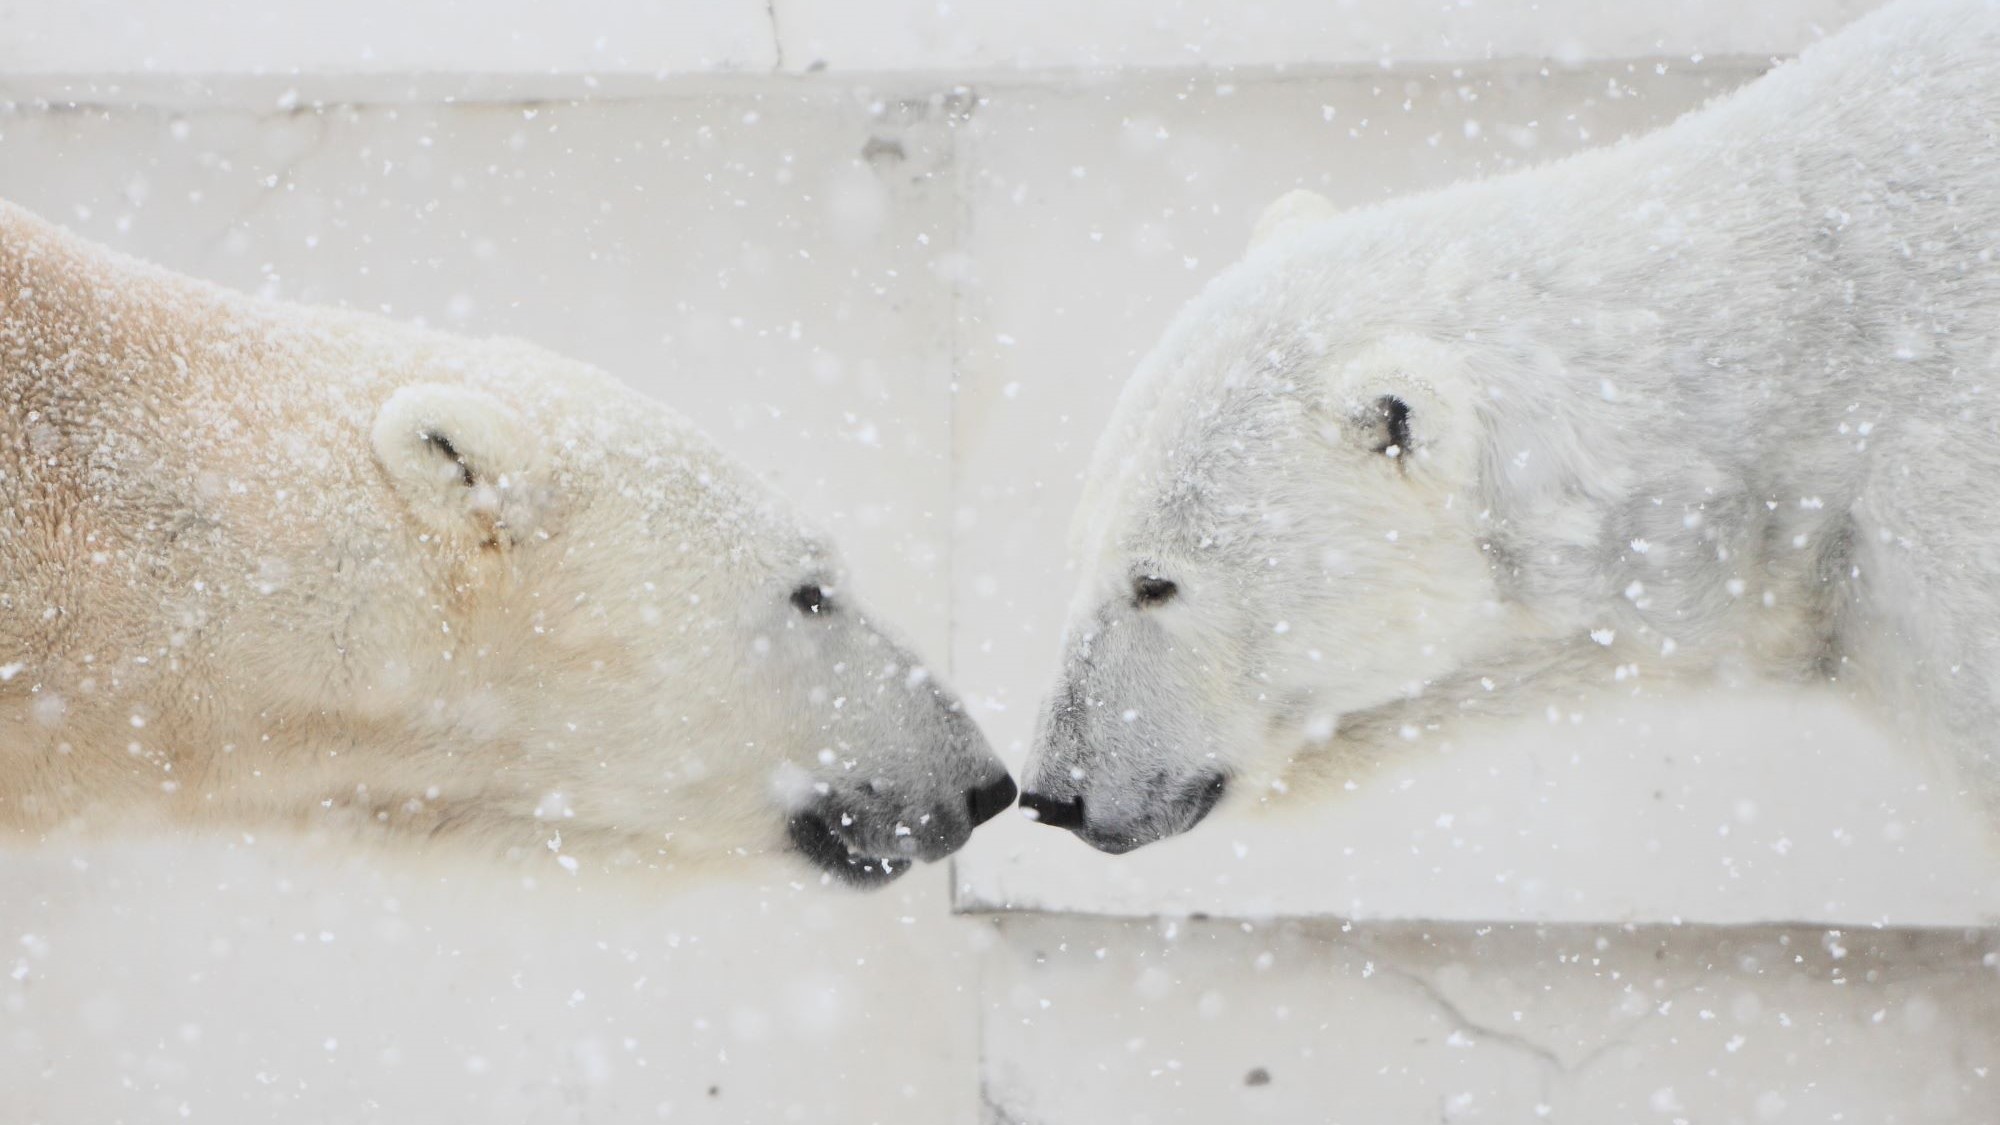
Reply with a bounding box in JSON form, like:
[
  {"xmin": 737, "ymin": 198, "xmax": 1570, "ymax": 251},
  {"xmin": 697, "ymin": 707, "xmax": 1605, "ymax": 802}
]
[
  {"xmin": 354, "ymin": 373, "xmax": 1016, "ymax": 886},
  {"xmin": 0, "ymin": 200, "xmax": 1012, "ymax": 887},
  {"xmin": 1019, "ymin": 190, "xmax": 1519, "ymax": 853}
]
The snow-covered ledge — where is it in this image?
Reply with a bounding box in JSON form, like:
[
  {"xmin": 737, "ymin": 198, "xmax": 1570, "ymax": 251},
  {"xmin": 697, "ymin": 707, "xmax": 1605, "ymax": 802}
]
[
  {"xmin": 0, "ymin": 0, "xmax": 1878, "ymax": 80},
  {"xmin": 954, "ymin": 691, "xmax": 2000, "ymax": 927}
]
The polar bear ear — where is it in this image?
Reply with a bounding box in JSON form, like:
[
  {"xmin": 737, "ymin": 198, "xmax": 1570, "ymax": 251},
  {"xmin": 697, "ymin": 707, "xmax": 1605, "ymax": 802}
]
[
  {"xmin": 1325, "ymin": 336, "xmax": 1480, "ymax": 485},
  {"xmin": 372, "ymin": 384, "xmax": 548, "ymax": 550},
  {"xmin": 1249, "ymin": 188, "xmax": 1340, "ymax": 253}
]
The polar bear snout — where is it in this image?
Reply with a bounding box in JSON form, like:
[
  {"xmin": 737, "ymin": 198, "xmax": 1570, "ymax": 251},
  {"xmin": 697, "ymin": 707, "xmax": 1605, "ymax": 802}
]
[
  {"xmin": 787, "ymin": 767, "xmax": 1015, "ymax": 888},
  {"xmin": 1016, "ymin": 790, "xmax": 1087, "ymax": 830},
  {"xmin": 769, "ymin": 614, "xmax": 1015, "ymax": 886},
  {"xmin": 1019, "ymin": 770, "xmax": 1227, "ymax": 854},
  {"xmin": 1022, "ymin": 618, "xmax": 1240, "ymax": 852},
  {"xmin": 966, "ymin": 772, "xmax": 1021, "ymax": 828},
  {"xmin": 786, "ymin": 805, "xmax": 916, "ymax": 888}
]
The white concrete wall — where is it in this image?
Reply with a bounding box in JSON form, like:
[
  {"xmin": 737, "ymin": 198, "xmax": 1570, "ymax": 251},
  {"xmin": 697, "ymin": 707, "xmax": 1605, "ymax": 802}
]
[
  {"xmin": 983, "ymin": 916, "xmax": 2000, "ymax": 1124},
  {"xmin": 0, "ymin": 0, "xmax": 1878, "ymax": 76},
  {"xmin": 7, "ymin": 1, "xmax": 1998, "ymax": 1122}
]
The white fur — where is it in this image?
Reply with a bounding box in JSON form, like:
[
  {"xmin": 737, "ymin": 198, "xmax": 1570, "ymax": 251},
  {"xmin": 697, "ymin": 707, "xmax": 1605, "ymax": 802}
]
[
  {"xmin": 0, "ymin": 201, "xmax": 1005, "ymax": 883},
  {"xmin": 1026, "ymin": 0, "xmax": 2000, "ymax": 851}
]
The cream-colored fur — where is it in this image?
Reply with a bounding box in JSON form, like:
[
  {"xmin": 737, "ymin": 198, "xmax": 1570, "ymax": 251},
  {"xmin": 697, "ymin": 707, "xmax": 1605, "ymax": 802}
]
[{"xmin": 0, "ymin": 200, "xmax": 1007, "ymax": 885}]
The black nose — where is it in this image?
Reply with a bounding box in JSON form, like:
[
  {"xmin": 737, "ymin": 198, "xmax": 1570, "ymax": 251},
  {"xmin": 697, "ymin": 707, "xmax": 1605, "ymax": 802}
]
[
  {"xmin": 966, "ymin": 773, "xmax": 1019, "ymax": 827},
  {"xmin": 1018, "ymin": 790, "xmax": 1086, "ymax": 830}
]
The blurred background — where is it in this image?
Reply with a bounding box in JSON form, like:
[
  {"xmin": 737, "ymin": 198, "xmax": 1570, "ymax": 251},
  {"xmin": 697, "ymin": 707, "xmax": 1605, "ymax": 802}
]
[{"xmin": 4, "ymin": 0, "xmax": 1999, "ymax": 1121}]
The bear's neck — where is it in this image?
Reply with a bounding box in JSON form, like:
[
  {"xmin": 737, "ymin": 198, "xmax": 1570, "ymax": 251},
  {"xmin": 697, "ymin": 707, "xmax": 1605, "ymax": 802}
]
[
  {"xmin": 0, "ymin": 202, "xmax": 310, "ymax": 836},
  {"xmin": 0, "ymin": 202, "xmax": 491, "ymax": 848},
  {"xmin": 1400, "ymin": 68, "xmax": 1910, "ymax": 690}
]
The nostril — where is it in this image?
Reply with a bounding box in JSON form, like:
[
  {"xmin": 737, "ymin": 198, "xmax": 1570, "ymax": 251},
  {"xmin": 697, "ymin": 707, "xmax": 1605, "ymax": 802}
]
[
  {"xmin": 965, "ymin": 773, "xmax": 1019, "ymax": 827},
  {"xmin": 1018, "ymin": 790, "xmax": 1087, "ymax": 831}
]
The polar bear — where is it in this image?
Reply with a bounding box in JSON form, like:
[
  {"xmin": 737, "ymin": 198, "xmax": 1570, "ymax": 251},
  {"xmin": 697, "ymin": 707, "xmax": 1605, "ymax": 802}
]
[
  {"xmin": 0, "ymin": 199, "xmax": 1015, "ymax": 886},
  {"xmin": 1020, "ymin": 0, "xmax": 2000, "ymax": 853}
]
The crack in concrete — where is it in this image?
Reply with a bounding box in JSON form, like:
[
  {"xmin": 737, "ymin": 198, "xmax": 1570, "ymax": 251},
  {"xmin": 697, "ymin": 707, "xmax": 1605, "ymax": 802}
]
[
  {"xmin": 1376, "ymin": 962, "xmax": 1571, "ymax": 1072},
  {"xmin": 1375, "ymin": 958, "xmax": 1702, "ymax": 1084},
  {"xmin": 201, "ymin": 106, "xmax": 335, "ymax": 253},
  {"xmin": 766, "ymin": 0, "xmax": 786, "ymax": 72}
]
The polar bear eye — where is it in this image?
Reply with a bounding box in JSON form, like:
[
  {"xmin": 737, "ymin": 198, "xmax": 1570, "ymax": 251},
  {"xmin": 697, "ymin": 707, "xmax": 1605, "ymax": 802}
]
[
  {"xmin": 1372, "ymin": 395, "xmax": 1412, "ymax": 459},
  {"xmin": 1133, "ymin": 576, "xmax": 1178, "ymax": 608},
  {"xmin": 791, "ymin": 584, "xmax": 830, "ymax": 616}
]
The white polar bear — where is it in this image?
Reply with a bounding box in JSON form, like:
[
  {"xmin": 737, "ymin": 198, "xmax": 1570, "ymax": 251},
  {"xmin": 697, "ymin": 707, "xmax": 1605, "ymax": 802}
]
[
  {"xmin": 0, "ymin": 200, "xmax": 1015, "ymax": 886},
  {"xmin": 1020, "ymin": 0, "xmax": 2000, "ymax": 853}
]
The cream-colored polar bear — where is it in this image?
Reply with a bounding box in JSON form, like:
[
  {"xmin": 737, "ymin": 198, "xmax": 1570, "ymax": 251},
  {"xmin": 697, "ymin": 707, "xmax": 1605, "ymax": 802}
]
[
  {"xmin": 0, "ymin": 200, "xmax": 1014, "ymax": 886},
  {"xmin": 1022, "ymin": 0, "xmax": 2000, "ymax": 852}
]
